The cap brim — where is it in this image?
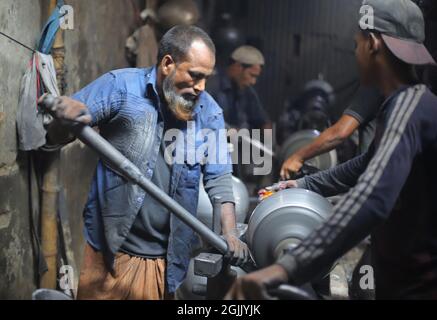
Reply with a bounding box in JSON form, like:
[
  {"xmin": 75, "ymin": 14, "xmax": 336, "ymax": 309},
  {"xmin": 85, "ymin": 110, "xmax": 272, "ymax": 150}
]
[{"xmin": 382, "ymin": 34, "xmax": 436, "ymax": 66}]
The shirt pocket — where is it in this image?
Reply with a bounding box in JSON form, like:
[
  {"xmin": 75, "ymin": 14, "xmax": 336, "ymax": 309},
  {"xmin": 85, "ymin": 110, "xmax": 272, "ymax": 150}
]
[
  {"xmin": 101, "ymin": 182, "xmax": 131, "ymax": 218},
  {"xmin": 103, "ymin": 166, "xmax": 126, "ymax": 192}
]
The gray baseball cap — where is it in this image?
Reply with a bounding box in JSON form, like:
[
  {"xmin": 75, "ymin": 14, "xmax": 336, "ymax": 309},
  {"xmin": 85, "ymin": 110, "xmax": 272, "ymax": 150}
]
[{"xmin": 359, "ymin": 0, "xmax": 436, "ymax": 65}]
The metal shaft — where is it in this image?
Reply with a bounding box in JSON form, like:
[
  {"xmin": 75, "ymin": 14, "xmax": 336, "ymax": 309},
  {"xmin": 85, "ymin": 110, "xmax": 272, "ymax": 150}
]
[
  {"xmin": 225, "ymin": 123, "xmax": 275, "ymax": 158},
  {"xmin": 77, "ymin": 125, "xmax": 228, "ymax": 254},
  {"xmin": 41, "ymin": 95, "xmax": 228, "ymax": 254},
  {"xmin": 239, "ymin": 134, "xmax": 275, "ymax": 158}
]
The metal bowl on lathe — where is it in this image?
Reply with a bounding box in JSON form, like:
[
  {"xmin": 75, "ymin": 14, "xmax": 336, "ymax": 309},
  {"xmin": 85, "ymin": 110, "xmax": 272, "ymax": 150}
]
[{"xmin": 247, "ymin": 188, "xmax": 333, "ymax": 268}]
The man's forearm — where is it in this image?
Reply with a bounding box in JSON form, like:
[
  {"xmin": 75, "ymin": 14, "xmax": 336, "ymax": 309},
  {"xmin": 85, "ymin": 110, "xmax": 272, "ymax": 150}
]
[
  {"xmin": 203, "ymin": 173, "xmax": 237, "ymax": 234},
  {"xmin": 295, "ymin": 114, "xmax": 361, "ymax": 162},
  {"xmin": 297, "ymin": 151, "xmax": 370, "ymax": 197},
  {"xmin": 295, "ymin": 126, "xmax": 346, "ymax": 162},
  {"xmin": 221, "ymin": 202, "xmax": 237, "ymax": 234}
]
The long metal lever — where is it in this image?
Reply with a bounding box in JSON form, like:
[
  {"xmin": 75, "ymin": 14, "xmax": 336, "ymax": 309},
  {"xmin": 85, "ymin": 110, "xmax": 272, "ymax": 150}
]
[{"xmin": 39, "ymin": 94, "xmax": 229, "ymax": 254}]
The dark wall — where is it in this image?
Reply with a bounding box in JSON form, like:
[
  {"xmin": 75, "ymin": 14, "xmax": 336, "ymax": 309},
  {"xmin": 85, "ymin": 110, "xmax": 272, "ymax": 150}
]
[
  {"xmin": 210, "ymin": 0, "xmax": 363, "ymax": 121},
  {"xmin": 207, "ymin": 0, "xmax": 437, "ymax": 121}
]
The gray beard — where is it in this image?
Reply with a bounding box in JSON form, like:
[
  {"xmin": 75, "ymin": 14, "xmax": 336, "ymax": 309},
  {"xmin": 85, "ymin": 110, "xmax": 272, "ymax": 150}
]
[{"xmin": 163, "ymin": 71, "xmax": 196, "ymax": 120}]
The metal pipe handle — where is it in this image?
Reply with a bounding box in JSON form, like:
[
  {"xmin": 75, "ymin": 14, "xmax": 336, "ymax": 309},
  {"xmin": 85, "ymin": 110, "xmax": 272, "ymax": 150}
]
[{"xmin": 39, "ymin": 94, "xmax": 229, "ymax": 254}]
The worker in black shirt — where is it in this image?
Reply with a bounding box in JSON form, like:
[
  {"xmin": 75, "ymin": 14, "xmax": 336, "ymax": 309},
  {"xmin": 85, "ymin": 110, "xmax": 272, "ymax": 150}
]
[
  {"xmin": 281, "ymin": 86, "xmax": 384, "ymax": 180},
  {"xmin": 226, "ymin": 0, "xmax": 437, "ymax": 300}
]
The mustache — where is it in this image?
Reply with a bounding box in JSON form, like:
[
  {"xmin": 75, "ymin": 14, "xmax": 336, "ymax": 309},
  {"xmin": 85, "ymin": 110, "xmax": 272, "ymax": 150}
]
[
  {"xmin": 183, "ymin": 93, "xmax": 198, "ymax": 102},
  {"xmin": 163, "ymin": 75, "xmax": 197, "ymax": 121}
]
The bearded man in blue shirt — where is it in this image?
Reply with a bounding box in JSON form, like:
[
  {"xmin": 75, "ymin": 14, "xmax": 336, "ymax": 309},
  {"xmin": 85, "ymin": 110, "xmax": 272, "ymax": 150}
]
[{"xmin": 45, "ymin": 25, "xmax": 249, "ymax": 300}]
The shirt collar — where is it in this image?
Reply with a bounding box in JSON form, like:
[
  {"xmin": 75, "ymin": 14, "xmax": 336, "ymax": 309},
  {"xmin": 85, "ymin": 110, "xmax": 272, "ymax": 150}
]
[
  {"xmin": 145, "ymin": 66, "xmax": 159, "ymax": 100},
  {"xmin": 192, "ymin": 93, "xmax": 205, "ymax": 116}
]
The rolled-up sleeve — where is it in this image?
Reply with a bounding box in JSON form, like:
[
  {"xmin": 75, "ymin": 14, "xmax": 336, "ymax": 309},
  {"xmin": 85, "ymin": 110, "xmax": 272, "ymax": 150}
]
[{"xmin": 204, "ymin": 173, "xmax": 235, "ymax": 204}]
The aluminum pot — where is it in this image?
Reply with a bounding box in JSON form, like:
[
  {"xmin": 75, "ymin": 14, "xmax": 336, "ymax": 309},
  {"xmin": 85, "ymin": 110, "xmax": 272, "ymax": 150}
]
[{"xmin": 247, "ymin": 188, "xmax": 333, "ymax": 268}]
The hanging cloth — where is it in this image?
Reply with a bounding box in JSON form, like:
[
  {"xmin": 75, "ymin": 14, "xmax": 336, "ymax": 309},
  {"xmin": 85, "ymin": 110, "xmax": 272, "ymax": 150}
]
[{"xmin": 16, "ymin": 1, "xmax": 63, "ymax": 151}]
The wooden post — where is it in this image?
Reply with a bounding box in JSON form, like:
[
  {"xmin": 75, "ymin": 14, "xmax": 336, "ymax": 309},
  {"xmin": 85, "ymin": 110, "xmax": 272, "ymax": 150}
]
[{"xmin": 40, "ymin": 0, "xmax": 65, "ymax": 289}]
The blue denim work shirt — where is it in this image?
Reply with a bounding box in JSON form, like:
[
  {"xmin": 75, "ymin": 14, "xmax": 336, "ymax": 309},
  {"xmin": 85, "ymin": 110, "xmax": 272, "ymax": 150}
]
[{"xmin": 72, "ymin": 66, "xmax": 232, "ymax": 293}]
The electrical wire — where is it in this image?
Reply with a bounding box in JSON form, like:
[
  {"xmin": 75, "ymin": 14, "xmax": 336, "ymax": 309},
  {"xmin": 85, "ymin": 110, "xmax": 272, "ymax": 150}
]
[{"xmin": 0, "ymin": 31, "xmax": 36, "ymax": 53}]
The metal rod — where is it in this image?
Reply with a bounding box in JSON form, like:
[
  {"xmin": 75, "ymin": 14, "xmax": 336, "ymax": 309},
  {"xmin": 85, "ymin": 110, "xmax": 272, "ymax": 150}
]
[
  {"xmin": 78, "ymin": 125, "xmax": 228, "ymax": 254},
  {"xmin": 225, "ymin": 123, "xmax": 276, "ymax": 158},
  {"xmin": 240, "ymin": 134, "xmax": 275, "ymax": 158},
  {"xmin": 40, "ymin": 95, "xmax": 229, "ymax": 255}
]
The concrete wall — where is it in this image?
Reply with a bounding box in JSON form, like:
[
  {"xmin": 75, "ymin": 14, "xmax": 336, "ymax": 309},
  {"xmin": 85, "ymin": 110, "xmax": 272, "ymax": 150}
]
[{"xmin": 0, "ymin": 0, "xmax": 138, "ymax": 299}]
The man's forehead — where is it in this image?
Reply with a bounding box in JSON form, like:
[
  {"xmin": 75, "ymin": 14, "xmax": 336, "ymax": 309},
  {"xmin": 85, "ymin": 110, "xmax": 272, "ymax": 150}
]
[
  {"xmin": 190, "ymin": 39, "xmax": 212, "ymax": 53},
  {"xmin": 186, "ymin": 41, "xmax": 215, "ymax": 63}
]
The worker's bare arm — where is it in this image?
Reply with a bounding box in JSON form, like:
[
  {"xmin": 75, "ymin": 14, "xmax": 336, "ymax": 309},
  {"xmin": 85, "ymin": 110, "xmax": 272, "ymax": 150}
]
[{"xmin": 280, "ymin": 114, "xmax": 360, "ymax": 179}]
